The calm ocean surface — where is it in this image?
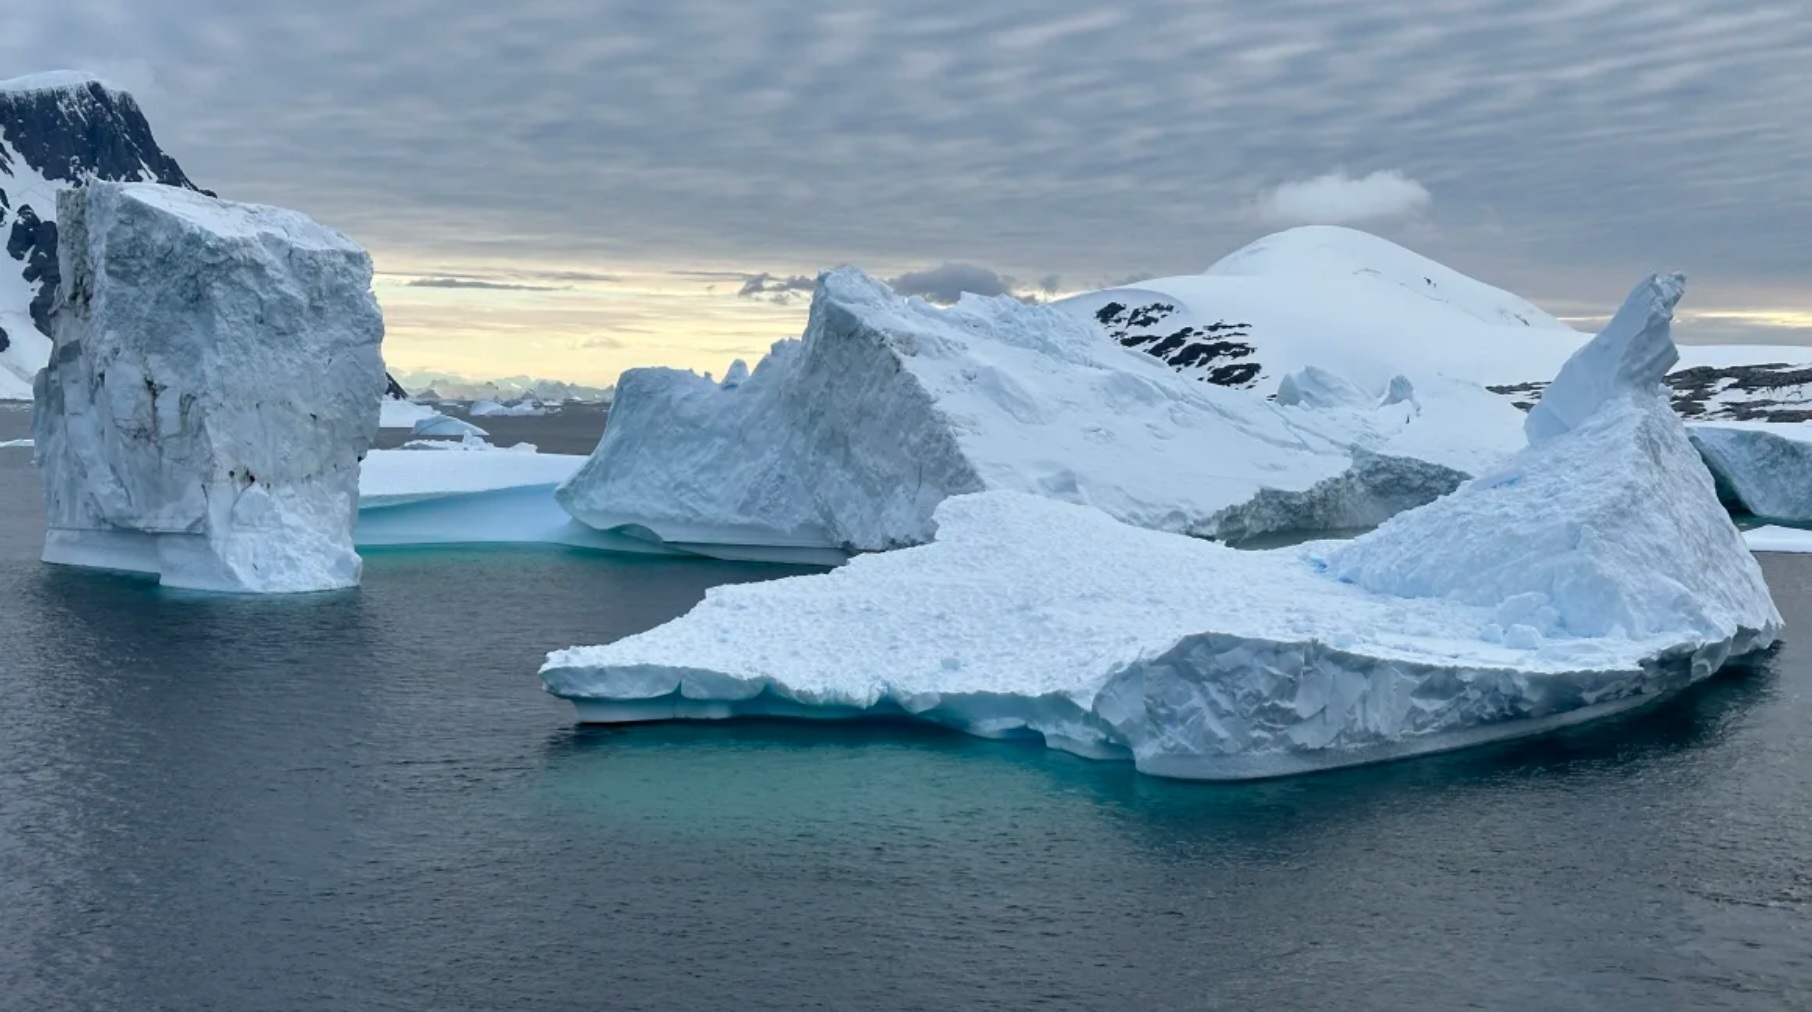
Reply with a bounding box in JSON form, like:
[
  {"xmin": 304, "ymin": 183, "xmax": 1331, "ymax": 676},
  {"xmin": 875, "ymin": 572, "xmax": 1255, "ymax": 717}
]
[{"xmin": 2, "ymin": 407, "xmax": 1809, "ymax": 1011}]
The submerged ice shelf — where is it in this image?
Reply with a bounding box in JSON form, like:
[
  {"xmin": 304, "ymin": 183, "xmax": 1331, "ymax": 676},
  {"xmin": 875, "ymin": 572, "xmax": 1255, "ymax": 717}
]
[{"xmin": 540, "ymin": 274, "xmax": 1781, "ymax": 780}]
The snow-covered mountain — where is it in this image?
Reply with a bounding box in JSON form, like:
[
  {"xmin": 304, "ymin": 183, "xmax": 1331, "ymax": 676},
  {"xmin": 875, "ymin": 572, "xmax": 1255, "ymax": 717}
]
[
  {"xmin": 1054, "ymin": 227, "xmax": 1582, "ymax": 397},
  {"xmin": 1057, "ymin": 225, "xmax": 1812, "ymax": 421},
  {"xmin": 0, "ymin": 72, "xmax": 205, "ymax": 398},
  {"xmin": 0, "ymin": 70, "xmax": 412, "ymax": 401}
]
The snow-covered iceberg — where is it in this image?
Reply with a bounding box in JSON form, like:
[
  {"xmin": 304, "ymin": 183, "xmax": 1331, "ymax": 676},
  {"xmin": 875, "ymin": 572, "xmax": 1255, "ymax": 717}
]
[
  {"xmin": 1687, "ymin": 423, "xmax": 1812, "ymax": 524},
  {"xmin": 34, "ymin": 182, "xmax": 386, "ymax": 592},
  {"xmin": 540, "ymin": 273, "xmax": 1781, "ymax": 779},
  {"xmin": 555, "ymin": 267, "xmax": 1490, "ymax": 563}
]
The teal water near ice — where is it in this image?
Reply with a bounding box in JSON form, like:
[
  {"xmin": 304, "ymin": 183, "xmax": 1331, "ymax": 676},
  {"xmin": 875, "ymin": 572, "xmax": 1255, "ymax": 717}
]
[{"xmin": 2, "ymin": 420, "xmax": 1810, "ymax": 1010}]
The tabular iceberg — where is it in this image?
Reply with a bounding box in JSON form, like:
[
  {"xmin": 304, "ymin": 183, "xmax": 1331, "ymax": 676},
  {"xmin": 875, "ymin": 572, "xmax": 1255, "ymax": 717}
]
[
  {"xmin": 33, "ymin": 182, "xmax": 386, "ymax": 592},
  {"xmin": 555, "ymin": 267, "xmax": 1483, "ymax": 563},
  {"xmin": 540, "ymin": 273, "xmax": 1781, "ymax": 779}
]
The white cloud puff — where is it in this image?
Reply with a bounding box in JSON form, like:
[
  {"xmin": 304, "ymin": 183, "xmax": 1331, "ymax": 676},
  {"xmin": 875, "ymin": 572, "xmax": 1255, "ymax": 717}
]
[{"xmin": 1261, "ymin": 170, "xmax": 1432, "ymax": 225}]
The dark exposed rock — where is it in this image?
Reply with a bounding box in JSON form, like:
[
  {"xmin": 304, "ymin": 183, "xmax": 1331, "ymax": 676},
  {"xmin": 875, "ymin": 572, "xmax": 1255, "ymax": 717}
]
[
  {"xmin": 1492, "ymin": 363, "xmax": 1812, "ymax": 423},
  {"xmin": 385, "ymin": 374, "xmax": 409, "ymax": 399},
  {"xmin": 0, "ymin": 81, "xmax": 197, "ymax": 188},
  {"xmin": 1095, "ymin": 299, "xmax": 1262, "ymax": 388}
]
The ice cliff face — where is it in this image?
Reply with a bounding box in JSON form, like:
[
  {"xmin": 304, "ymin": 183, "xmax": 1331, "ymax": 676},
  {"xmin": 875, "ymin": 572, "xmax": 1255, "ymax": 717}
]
[
  {"xmin": 34, "ymin": 182, "xmax": 387, "ymax": 592},
  {"xmin": 556, "ymin": 267, "xmax": 1480, "ymax": 562},
  {"xmin": 542, "ymin": 273, "xmax": 1781, "ymax": 779}
]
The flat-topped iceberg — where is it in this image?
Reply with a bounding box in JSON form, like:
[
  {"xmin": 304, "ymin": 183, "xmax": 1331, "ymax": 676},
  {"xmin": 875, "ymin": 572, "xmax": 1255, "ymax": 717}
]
[
  {"xmin": 541, "ymin": 274, "xmax": 1781, "ymax": 779},
  {"xmin": 34, "ymin": 182, "xmax": 386, "ymax": 592},
  {"xmin": 555, "ymin": 267, "xmax": 1493, "ymax": 563}
]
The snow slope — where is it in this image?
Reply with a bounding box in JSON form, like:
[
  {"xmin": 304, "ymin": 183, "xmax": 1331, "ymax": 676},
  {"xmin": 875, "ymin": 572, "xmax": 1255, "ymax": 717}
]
[
  {"xmin": 379, "ymin": 397, "xmax": 442, "ymax": 429},
  {"xmin": 557, "ymin": 267, "xmax": 1497, "ymax": 562},
  {"xmin": 35, "ymin": 183, "xmax": 387, "ymax": 592},
  {"xmin": 1054, "ymin": 226, "xmax": 1583, "ymax": 395},
  {"xmin": 1059, "ymin": 226, "xmax": 1812, "ymax": 428},
  {"xmin": 540, "ymin": 273, "xmax": 1779, "ymax": 779}
]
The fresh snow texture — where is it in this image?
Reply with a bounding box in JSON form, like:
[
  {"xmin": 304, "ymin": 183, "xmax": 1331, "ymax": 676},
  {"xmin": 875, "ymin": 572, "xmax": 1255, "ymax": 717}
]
[
  {"xmin": 541, "ymin": 273, "xmax": 1780, "ymax": 780},
  {"xmin": 34, "ymin": 182, "xmax": 386, "ymax": 592},
  {"xmin": 556, "ymin": 267, "xmax": 1485, "ymax": 562}
]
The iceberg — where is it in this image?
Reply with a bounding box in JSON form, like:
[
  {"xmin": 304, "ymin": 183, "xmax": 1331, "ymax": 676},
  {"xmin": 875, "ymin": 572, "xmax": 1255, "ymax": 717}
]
[
  {"xmin": 1688, "ymin": 423, "xmax": 1812, "ymax": 524},
  {"xmin": 410, "ymin": 414, "xmax": 489, "ymax": 439},
  {"xmin": 354, "ymin": 447, "xmax": 683, "ymax": 554},
  {"xmin": 379, "ymin": 396, "xmax": 444, "ymax": 429},
  {"xmin": 33, "ymin": 182, "xmax": 386, "ymax": 592},
  {"xmin": 540, "ymin": 274, "xmax": 1781, "ymax": 779},
  {"xmin": 555, "ymin": 267, "xmax": 1483, "ymax": 563},
  {"xmin": 469, "ymin": 398, "xmax": 549, "ymax": 417}
]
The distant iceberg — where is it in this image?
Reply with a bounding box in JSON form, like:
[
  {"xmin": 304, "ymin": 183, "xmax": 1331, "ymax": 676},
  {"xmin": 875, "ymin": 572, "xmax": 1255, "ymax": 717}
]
[
  {"xmin": 410, "ymin": 414, "xmax": 489, "ymax": 440},
  {"xmin": 1689, "ymin": 423, "xmax": 1812, "ymax": 524},
  {"xmin": 469, "ymin": 398, "xmax": 550, "ymax": 417},
  {"xmin": 540, "ymin": 273, "xmax": 1781, "ymax": 779}
]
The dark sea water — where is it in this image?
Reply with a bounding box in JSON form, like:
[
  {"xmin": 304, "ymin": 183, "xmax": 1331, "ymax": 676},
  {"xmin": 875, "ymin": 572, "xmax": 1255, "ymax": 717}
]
[{"xmin": 3, "ymin": 408, "xmax": 1811, "ymax": 1011}]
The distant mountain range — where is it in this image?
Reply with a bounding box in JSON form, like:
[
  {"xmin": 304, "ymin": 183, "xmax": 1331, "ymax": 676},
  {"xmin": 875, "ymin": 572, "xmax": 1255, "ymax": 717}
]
[{"xmin": 393, "ymin": 369, "xmax": 614, "ymax": 403}]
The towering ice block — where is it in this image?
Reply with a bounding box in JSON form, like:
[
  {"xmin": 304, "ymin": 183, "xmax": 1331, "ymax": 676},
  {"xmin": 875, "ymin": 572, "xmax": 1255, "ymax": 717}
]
[
  {"xmin": 33, "ymin": 182, "xmax": 386, "ymax": 592},
  {"xmin": 541, "ymin": 274, "xmax": 1781, "ymax": 779}
]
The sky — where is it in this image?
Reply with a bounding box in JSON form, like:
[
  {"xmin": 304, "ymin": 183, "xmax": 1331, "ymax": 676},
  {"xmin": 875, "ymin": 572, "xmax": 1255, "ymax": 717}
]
[{"xmin": 7, "ymin": 0, "xmax": 1811, "ymax": 386}]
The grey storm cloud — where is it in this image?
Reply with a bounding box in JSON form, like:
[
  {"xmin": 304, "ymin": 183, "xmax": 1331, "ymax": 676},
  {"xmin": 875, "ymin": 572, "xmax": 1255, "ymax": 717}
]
[
  {"xmin": 737, "ymin": 272, "xmax": 816, "ymax": 298},
  {"xmin": 888, "ymin": 263, "xmax": 1014, "ymax": 304},
  {"xmin": 8, "ymin": 0, "xmax": 1812, "ymax": 316}
]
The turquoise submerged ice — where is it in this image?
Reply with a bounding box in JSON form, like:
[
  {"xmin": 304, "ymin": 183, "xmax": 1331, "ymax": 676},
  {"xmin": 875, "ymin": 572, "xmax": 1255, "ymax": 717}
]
[{"xmin": 541, "ymin": 275, "xmax": 1783, "ymax": 779}]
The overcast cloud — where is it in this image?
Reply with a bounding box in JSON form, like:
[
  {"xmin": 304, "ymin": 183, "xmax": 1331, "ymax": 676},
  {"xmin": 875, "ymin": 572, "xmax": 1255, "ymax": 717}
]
[{"xmin": 6, "ymin": 0, "xmax": 1810, "ymax": 376}]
